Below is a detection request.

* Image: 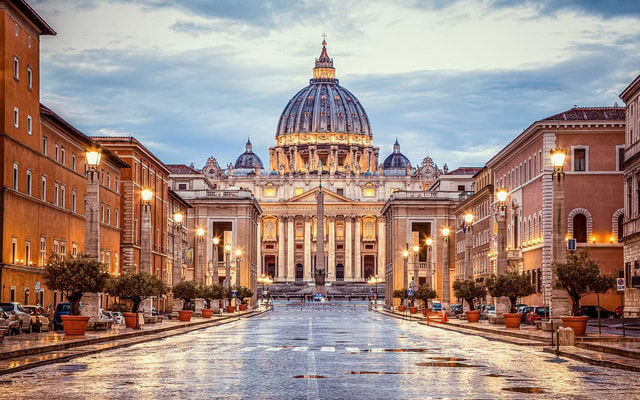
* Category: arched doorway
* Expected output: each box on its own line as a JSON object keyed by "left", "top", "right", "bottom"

{"left": 363, "top": 255, "right": 375, "bottom": 279}
{"left": 296, "top": 264, "right": 304, "bottom": 281}
{"left": 336, "top": 264, "right": 344, "bottom": 281}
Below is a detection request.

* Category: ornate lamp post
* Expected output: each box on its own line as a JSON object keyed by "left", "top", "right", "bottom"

{"left": 212, "top": 237, "right": 220, "bottom": 285}
{"left": 84, "top": 149, "right": 101, "bottom": 320}
{"left": 225, "top": 244, "right": 232, "bottom": 290}
{"left": 196, "top": 227, "right": 205, "bottom": 284}
{"left": 464, "top": 212, "right": 474, "bottom": 281}
{"left": 140, "top": 188, "right": 153, "bottom": 315}
{"left": 494, "top": 187, "right": 510, "bottom": 320}
{"left": 235, "top": 249, "right": 242, "bottom": 287}
{"left": 171, "top": 211, "right": 184, "bottom": 313}
{"left": 550, "top": 147, "right": 570, "bottom": 319}
{"left": 425, "top": 237, "right": 434, "bottom": 289}
{"left": 412, "top": 244, "right": 419, "bottom": 292}
{"left": 441, "top": 226, "right": 450, "bottom": 309}
{"left": 402, "top": 245, "right": 409, "bottom": 306}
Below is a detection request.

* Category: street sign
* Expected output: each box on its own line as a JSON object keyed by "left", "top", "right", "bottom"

{"left": 407, "top": 289, "right": 413, "bottom": 296}
{"left": 617, "top": 278, "right": 626, "bottom": 291}
{"left": 24, "top": 288, "right": 30, "bottom": 296}
{"left": 35, "top": 281, "right": 40, "bottom": 291}
{"left": 232, "top": 290, "right": 237, "bottom": 298}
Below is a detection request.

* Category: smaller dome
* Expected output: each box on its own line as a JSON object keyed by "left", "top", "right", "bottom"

{"left": 382, "top": 139, "right": 410, "bottom": 169}
{"left": 234, "top": 138, "right": 264, "bottom": 170}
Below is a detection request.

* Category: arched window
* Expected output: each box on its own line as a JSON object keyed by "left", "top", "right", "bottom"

{"left": 574, "top": 214, "right": 588, "bottom": 242}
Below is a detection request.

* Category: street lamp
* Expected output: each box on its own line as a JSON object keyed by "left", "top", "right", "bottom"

{"left": 402, "top": 244, "right": 409, "bottom": 306}
{"left": 550, "top": 147, "right": 570, "bottom": 320}
{"left": 225, "top": 244, "right": 232, "bottom": 290}
{"left": 235, "top": 249, "right": 242, "bottom": 287}
{"left": 441, "top": 226, "right": 450, "bottom": 309}
{"left": 139, "top": 188, "right": 153, "bottom": 314}
{"left": 172, "top": 211, "right": 184, "bottom": 311}
{"left": 464, "top": 212, "right": 474, "bottom": 281}
{"left": 84, "top": 149, "right": 101, "bottom": 320}
{"left": 196, "top": 228, "right": 205, "bottom": 284}
{"left": 368, "top": 275, "right": 379, "bottom": 306}
{"left": 425, "top": 237, "right": 434, "bottom": 289}
{"left": 212, "top": 237, "right": 220, "bottom": 285}
{"left": 496, "top": 188, "right": 508, "bottom": 275}
{"left": 412, "top": 244, "right": 419, "bottom": 291}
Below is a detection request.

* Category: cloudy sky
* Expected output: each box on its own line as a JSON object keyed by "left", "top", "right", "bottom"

{"left": 31, "top": 0, "right": 640, "bottom": 171}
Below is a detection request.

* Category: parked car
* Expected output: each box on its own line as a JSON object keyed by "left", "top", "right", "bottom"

{"left": 53, "top": 302, "right": 72, "bottom": 331}
{"left": 450, "top": 304, "right": 463, "bottom": 315}
{"left": 524, "top": 306, "right": 549, "bottom": 325}
{"left": 518, "top": 306, "right": 533, "bottom": 323}
{"left": 481, "top": 305, "right": 495, "bottom": 319}
{"left": 112, "top": 311, "right": 125, "bottom": 324}
{"left": 0, "top": 302, "right": 32, "bottom": 334}
{"left": 578, "top": 305, "right": 616, "bottom": 319}
{"left": 615, "top": 305, "right": 624, "bottom": 318}
{"left": 23, "top": 305, "right": 50, "bottom": 332}
{"left": 485, "top": 306, "right": 497, "bottom": 320}
{"left": 0, "top": 309, "right": 19, "bottom": 339}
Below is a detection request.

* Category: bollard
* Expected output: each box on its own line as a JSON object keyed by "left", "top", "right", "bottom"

{"left": 550, "top": 320, "right": 554, "bottom": 346}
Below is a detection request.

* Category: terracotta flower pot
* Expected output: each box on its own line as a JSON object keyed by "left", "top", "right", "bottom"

{"left": 422, "top": 308, "right": 429, "bottom": 316}
{"left": 562, "top": 316, "right": 589, "bottom": 336}
{"left": 398, "top": 305, "right": 406, "bottom": 312}
{"left": 201, "top": 308, "right": 213, "bottom": 318}
{"left": 504, "top": 313, "right": 522, "bottom": 328}
{"left": 239, "top": 304, "right": 247, "bottom": 311}
{"left": 227, "top": 305, "right": 237, "bottom": 313}
{"left": 123, "top": 312, "right": 141, "bottom": 329}
{"left": 409, "top": 306, "right": 418, "bottom": 314}
{"left": 178, "top": 310, "right": 193, "bottom": 322}
{"left": 465, "top": 310, "right": 481, "bottom": 322}
{"left": 61, "top": 315, "right": 90, "bottom": 335}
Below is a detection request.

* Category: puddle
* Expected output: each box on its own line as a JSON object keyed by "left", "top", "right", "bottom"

{"left": 415, "top": 362, "right": 478, "bottom": 368}
{"left": 486, "top": 373, "right": 513, "bottom": 378}
{"left": 288, "top": 338, "right": 307, "bottom": 341}
{"left": 347, "top": 371, "right": 412, "bottom": 375}
{"left": 427, "top": 357, "right": 467, "bottom": 362}
{"left": 292, "top": 375, "right": 330, "bottom": 379}
{"left": 334, "top": 340, "right": 350, "bottom": 343}
{"left": 503, "top": 387, "right": 545, "bottom": 394}
{"left": 57, "top": 364, "right": 88, "bottom": 373}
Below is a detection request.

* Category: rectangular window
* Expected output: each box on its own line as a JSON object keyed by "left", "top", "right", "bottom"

{"left": 27, "top": 66, "right": 32, "bottom": 89}
{"left": 14, "top": 107, "right": 19, "bottom": 128}
{"left": 107, "top": 173, "right": 111, "bottom": 188}
{"left": 55, "top": 144, "right": 59, "bottom": 162}
{"left": 54, "top": 182, "right": 59, "bottom": 206}
{"left": 40, "top": 237, "right": 46, "bottom": 266}
{"left": 106, "top": 251, "right": 111, "bottom": 270}
{"left": 13, "top": 163, "right": 18, "bottom": 190}
{"left": 72, "top": 243, "right": 78, "bottom": 257}
{"left": 61, "top": 185, "right": 66, "bottom": 209}
{"left": 72, "top": 154, "right": 76, "bottom": 171}
{"left": 11, "top": 237, "right": 17, "bottom": 264}
{"left": 26, "top": 170, "right": 32, "bottom": 196}
{"left": 107, "top": 205, "right": 111, "bottom": 224}
{"left": 115, "top": 208, "right": 119, "bottom": 227}
{"left": 43, "top": 136, "right": 47, "bottom": 155}
{"left": 72, "top": 190, "right": 77, "bottom": 212}
{"left": 101, "top": 202, "right": 105, "bottom": 222}
{"left": 523, "top": 161, "right": 527, "bottom": 182}
{"left": 27, "top": 115, "right": 32, "bottom": 135}
{"left": 61, "top": 147, "right": 66, "bottom": 166}
{"left": 41, "top": 176, "right": 46, "bottom": 201}
{"left": 618, "top": 146, "right": 625, "bottom": 172}
{"left": 574, "top": 148, "right": 586, "bottom": 171}
{"left": 60, "top": 242, "right": 66, "bottom": 259}
{"left": 115, "top": 178, "right": 119, "bottom": 193}
{"left": 13, "top": 56, "right": 19, "bottom": 79}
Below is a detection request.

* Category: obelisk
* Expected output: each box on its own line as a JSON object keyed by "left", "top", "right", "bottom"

{"left": 315, "top": 169, "right": 326, "bottom": 295}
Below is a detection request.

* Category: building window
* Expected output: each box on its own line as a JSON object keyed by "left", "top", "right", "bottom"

{"left": 263, "top": 183, "right": 276, "bottom": 197}
{"left": 72, "top": 243, "right": 78, "bottom": 257}
{"left": 61, "top": 147, "right": 66, "bottom": 166}
{"left": 60, "top": 242, "right": 66, "bottom": 259}
{"left": 107, "top": 173, "right": 111, "bottom": 188}
{"left": 363, "top": 182, "right": 375, "bottom": 197}
{"left": 54, "top": 182, "right": 59, "bottom": 206}
{"left": 27, "top": 66, "right": 32, "bottom": 89}
{"left": 72, "top": 154, "right": 76, "bottom": 171}
{"left": 294, "top": 187, "right": 303, "bottom": 196}
{"left": 61, "top": 185, "right": 66, "bottom": 209}
{"left": 72, "top": 190, "right": 77, "bottom": 213}
{"left": 618, "top": 146, "right": 625, "bottom": 172}
{"left": 115, "top": 178, "right": 119, "bottom": 193}
{"left": 337, "top": 188, "right": 344, "bottom": 196}
{"left": 107, "top": 205, "right": 111, "bottom": 224}
{"left": 53, "top": 240, "right": 59, "bottom": 256}
{"left": 101, "top": 202, "right": 105, "bottom": 222}
{"left": 28, "top": 36, "right": 31, "bottom": 47}
{"left": 26, "top": 170, "right": 32, "bottom": 196}
{"left": 42, "top": 136, "right": 47, "bottom": 155}
{"left": 13, "top": 163, "right": 18, "bottom": 190}
{"left": 14, "top": 108, "right": 19, "bottom": 128}
{"left": 13, "top": 56, "right": 19, "bottom": 79}
{"left": 40, "top": 237, "right": 46, "bottom": 266}
{"left": 101, "top": 171, "right": 104, "bottom": 185}
{"left": 573, "top": 148, "right": 587, "bottom": 172}
{"left": 106, "top": 251, "right": 111, "bottom": 271}
{"left": 573, "top": 214, "right": 588, "bottom": 242}
{"left": 15, "top": 23, "right": 18, "bottom": 35}
{"left": 115, "top": 208, "right": 119, "bottom": 227}
{"left": 27, "top": 115, "right": 32, "bottom": 135}
{"left": 55, "top": 144, "right": 59, "bottom": 162}
{"left": 25, "top": 241, "right": 31, "bottom": 267}
{"left": 11, "top": 237, "right": 17, "bottom": 264}
{"left": 41, "top": 176, "right": 46, "bottom": 201}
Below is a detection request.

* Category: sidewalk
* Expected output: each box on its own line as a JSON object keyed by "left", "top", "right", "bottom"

{"left": 0, "top": 309, "right": 265, "bottom": 376}
{"left": 376, "top": 307, "right": 640, "bottom": 372}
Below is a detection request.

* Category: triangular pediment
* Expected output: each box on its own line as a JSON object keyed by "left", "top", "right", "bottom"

{"left": 288, "top": 187, "right": 351, "bottom": 203}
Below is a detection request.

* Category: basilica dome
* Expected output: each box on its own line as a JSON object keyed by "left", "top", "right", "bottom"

{"left": 234, "top": 139, "right": 263, "bottom": 170}
{"left": 276, "top": 40, "right": 372, "bottom": 137}
{"left": 382, "top": 139, "right": 411, "bottom": 170}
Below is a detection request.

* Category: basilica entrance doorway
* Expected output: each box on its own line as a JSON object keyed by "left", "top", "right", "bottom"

{"left": 336, "top": 264, "right": 344, "bottom": 281}
{"left": 296, "top": 264, "right": 304, "bottom": 281}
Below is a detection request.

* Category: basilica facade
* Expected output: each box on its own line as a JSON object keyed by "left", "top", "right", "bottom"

{"left": 169, "top": 41, "right": 446, "bottom": 290}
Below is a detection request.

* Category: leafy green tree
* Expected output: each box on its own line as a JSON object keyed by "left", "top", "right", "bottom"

{"left": 226, "top": 285, "right": 254, "bottom": 305}
{"left": 392, "top": 289, "right": 407, "bottom": 304}
{"left": 485, "top": 271, "right": 535, "bottom": 313}
{"left": 200, "top": 283, "right": 225, "bottom": 309}
{"left": 106, "top": 272, "right": 168, "bottom": 313}
{"left": 553, "top": 249, "right": 616, "bottom": 316}
{"left": 452, "top": 278, "right": 486, "bottom": 311}
{"left": 172, "top": 280, "right": 199, "bottom": 310}
{"left": 44, "top": 254, "right": 110, "bottom": 316}
{"left": 414, "top": 284, "right": 437, "bottom": 308}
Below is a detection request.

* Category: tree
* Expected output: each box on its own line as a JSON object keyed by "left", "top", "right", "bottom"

{"left": 553, "top": 249, "right": 616, "bottom": 316}
{"left": 452, "top": 278, "right": 486, "bottom": 311}
{"left": 414, "top": 284, "right": 437, "bottom": 308}
{"left": 106, "top": 272, "right": 168, "bottom": 313}
{"left": 392, "top": 289, "right": 407, "bottom": 304}
{"left": 485, "top": 271, "right": 535, "bottom": 313}
{"left": 43, "top": 254, "right": 110, "bottom": 316}
{"left": 226, "top": 285, "right": 254, "bottom": 305}
{"left": 200, "top": 283, "right": 225, "bottom": 309}
{"left": 172, "top": 280, "right": 199, "bottom": 310}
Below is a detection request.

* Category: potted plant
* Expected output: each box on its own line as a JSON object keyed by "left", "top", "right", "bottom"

{"left": 172, "top": 280, "right": 198, "bottom": 321}
{"left": 234, "top": 285, "right": 254, "bottom": 311}
{"left": 414, "top": 284, "right": 437, "bottom": 316}
{"left": 199, "top": 284, "right": 224, "bottom": 318}
{"left": 553, "top": 249, "right": 615, "bottom": 336}
{"left": 105, "top": 272, "right": 167, "bottom": 328}
{"left": 452, "top": 278, "right": 486, "bottom": 322}
{"left": 392, "top": 289, "right": 407, "bottom": 312}
{"left": 485, "top": 271, "right": 534, "bottom": 328}
{"left": 43, "top": 254, "right": 110, "bottom": 335}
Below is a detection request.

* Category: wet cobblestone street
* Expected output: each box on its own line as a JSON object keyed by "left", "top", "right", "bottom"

{"left": 1, "top": 302, "right": 639, "bottom": 399}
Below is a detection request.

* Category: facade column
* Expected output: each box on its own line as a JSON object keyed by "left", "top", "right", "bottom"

{"left": 442, "top": 230, "right": 450, "bottom": 309}
{"left": 256, "top": 220, "right": 262, "bottom": 276}
{"left": 304, "top": 217, "right": 312, "bottom": 281}
{"left": 278, "top": 217, "right": 285, "bottom": 279}
{"left": 345, "top": 216, "right": 353, "bottom": 281}
{"left": 328, "top": 217, "right": 336, "bottom": 281}
{"left": 287, "top": 216, "right": 295, "bottom": 279}
{"left": 354, "top": 217, "right": 361, "bottom": 279}
{"left": 377, "top": 218, "right": 385, "bottom": 277}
